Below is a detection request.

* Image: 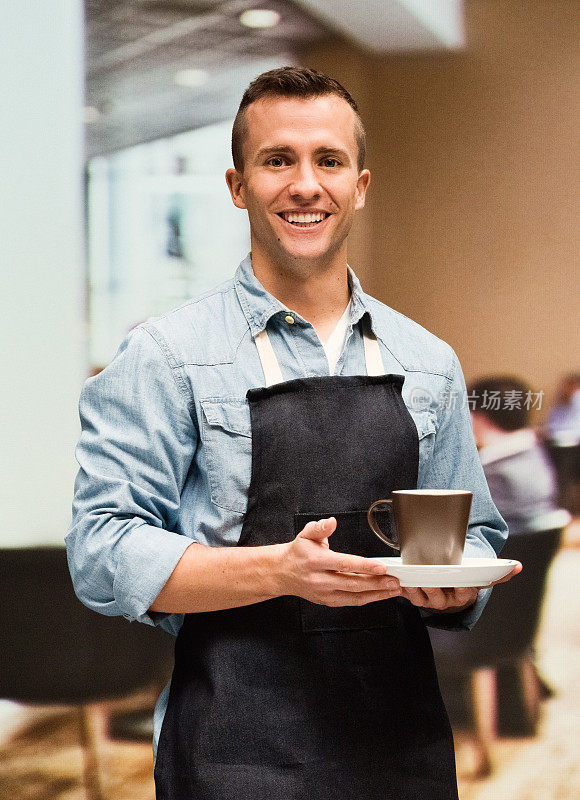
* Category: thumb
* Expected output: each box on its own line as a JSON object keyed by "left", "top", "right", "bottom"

{"left": 491, "top": 561, "right": 523, "bottom": 585}
{"left": 298, "top": 517, "right": 337, "bottom": 542}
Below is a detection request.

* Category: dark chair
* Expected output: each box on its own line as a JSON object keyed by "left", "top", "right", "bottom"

{"left": 544, "top": 440, "right": 580, "bottom": 514}
{"left": 429, "top": 527, "right": 564, "bottom": 776}
{"left": 0, "top": 547, "right": 175, "bottom": 800}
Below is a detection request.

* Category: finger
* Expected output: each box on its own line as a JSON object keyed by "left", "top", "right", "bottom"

{"left": 491, "top": 562, "right": 523, "bottom": 585}
{"left": 320, "top": 549, "right": 390, "bottom": 576}
{"left": 329, "top": 573, "right": 400, "bottom": 593}
{"left": 442, "top": 587, "right": 479, "bottom": 608}
{"left": 326, "top": 587, "right": 402, "bottom": 607}
{"left": 400, "top": 586, "right": 430, "bottom": 606}
{"left": 418, "top": 587, "right": 449, "bottom": 610}
{"left": 298, "top": 517, "right": 337, "bottom": 542}
{"left": 477, "top": 562, "right": 523, "bottom": 589}
{"left": 455, "top": 587, "right": 479, "bottom": 605}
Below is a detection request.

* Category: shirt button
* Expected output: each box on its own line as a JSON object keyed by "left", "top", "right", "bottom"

{"left": 285, "top": 315, "right": 295, "bottom": 324}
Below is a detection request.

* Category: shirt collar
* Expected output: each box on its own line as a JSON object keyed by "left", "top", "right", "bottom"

{"left": 234, "top": 252, "right": 372, "bottom": 337}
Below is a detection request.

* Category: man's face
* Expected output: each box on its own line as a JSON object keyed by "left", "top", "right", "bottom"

{"left": 226, "top": 94, "right": 370, "bottom": 273}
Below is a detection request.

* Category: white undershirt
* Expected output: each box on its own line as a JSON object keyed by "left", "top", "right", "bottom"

{"left": 321, "top": 299, "right": 352, "bottom": 374}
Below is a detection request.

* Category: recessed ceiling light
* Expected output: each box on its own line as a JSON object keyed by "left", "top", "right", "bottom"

{"left": 239, "top": 9, "right": 281, "bottom": 29}
{"left": 83, "top": 106, "right": 102, "bottom": 123}
{"left": 174, "top": 69, "right": 210, "bottom": 88}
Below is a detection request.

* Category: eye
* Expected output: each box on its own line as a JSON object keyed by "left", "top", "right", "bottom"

{"left": 320, "top": 157, "right": 341, "bottom": 168}
{"left": 266, "top": 156, "right": 287, "bottom": 167}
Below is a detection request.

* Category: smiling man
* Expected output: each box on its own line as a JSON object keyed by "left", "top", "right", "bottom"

{"left": 67, "top": 68, "right": 515, "bottom": 800}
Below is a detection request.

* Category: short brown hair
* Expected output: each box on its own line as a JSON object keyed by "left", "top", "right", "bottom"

{"left": 231, "top": 66, "right": 366, "bottom": 172}
{"left": 468, "top": 376, "right": 531, "bottom": 431}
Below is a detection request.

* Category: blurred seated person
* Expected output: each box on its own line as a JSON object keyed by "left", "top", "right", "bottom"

{"left": 546, "top": 373, "right": 580, "bottom": 445}
{"left": 469, "top": 376, "right": 571, "bottom": 535}
{"left": 544, "top": 373, "right": 580, "bottom": 514}
{"left": 468, "top": 376, "right": 570, "bottom": 722}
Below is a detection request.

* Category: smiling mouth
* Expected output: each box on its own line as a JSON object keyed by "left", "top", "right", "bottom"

{"left": 278, "top": 211, "right": 330, "bottom": 227}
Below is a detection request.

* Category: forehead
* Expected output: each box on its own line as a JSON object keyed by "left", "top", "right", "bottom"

{"left": 242, "top": 94, "right": 358, "bottom": 160}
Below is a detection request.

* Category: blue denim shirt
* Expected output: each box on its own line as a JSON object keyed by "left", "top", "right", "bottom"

{"left": 67, "top": 254, "right": 507, "bottom": 753}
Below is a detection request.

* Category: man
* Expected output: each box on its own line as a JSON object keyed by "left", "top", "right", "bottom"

{"left": 67, "top": 67, "right": 517, "bottom": 800}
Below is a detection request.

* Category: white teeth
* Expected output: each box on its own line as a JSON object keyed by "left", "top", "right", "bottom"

{"left": 283, "top": 212, "right": 326, "bottom": 224}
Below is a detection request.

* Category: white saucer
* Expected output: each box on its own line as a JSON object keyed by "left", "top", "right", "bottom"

{"left": 377, "top": 557, "right": 519, "bottom": 588}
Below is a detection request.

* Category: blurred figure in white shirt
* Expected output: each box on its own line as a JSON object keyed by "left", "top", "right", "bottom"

{"left": 469, "top": 376, "right": 571, "bottom": 535}
{"left": 544, "top": 373, "right": 580, "bottom": 515}
{"left": 546, "top": 373, "right": 580, "bottom": 445}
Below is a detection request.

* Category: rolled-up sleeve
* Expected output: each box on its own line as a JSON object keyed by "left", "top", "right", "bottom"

{"left": 66, "top": 325, "right": 196, "bottom": 626}
{"left": 419, "top": 351, "right": 508, "bottom": 631}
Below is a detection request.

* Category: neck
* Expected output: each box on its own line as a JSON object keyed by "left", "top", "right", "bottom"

{"left": 479, "top": 429, "right": 505, "bottom": 448}
{"left": 479, "top": 427, "right": 525, "bottom": 449}
{"left": 251, "top": 248, "right": 351, "bottom": 342}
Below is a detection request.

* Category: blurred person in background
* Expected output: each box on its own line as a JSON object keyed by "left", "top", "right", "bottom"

{"left": 469, "top": 376, "right": 570, "bottom": 535}
{"left": 546, "top": 373, "right": 580, "bottom": 445}
{"left": 469, "top": 376, "right": 571, "bottom": 714}
{"left": 544, "top": 373, "right": 580, "bottom": 514}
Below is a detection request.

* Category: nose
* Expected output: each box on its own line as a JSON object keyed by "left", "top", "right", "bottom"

{"left": 288, "top": 161, "right": 321, "bottom": 201}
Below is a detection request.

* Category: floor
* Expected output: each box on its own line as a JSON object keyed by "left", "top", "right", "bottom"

{"left": 1, "top": 530, "right": 578, "bottom": 800}
{"left": 454, "top": 537, "right": 580, "bottom": 800}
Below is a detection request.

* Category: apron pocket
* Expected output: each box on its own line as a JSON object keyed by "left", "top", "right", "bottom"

{"left": 294, "top": 511, "right": 397, "bottom": 633}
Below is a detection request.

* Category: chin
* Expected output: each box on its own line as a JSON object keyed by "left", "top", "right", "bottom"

{"left": 281, "top": 248, "right": 332, "bottom": 269}
{"left": 279, "top": 237, "right": 335, "bottom": 262}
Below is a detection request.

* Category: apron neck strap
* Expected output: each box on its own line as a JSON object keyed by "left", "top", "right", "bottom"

{"left": 254, "top": 327, "right": 285, "bottom": 387}
{"left": 254, "top": 314, "right": 385, "bottom": 387}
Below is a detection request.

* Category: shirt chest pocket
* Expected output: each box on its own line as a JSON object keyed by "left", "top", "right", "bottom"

{"left": 200, "top": 399, "right": 252, "bottom": 515}
{"left": 407, "top": 408, "right": 438, "bottom": 476}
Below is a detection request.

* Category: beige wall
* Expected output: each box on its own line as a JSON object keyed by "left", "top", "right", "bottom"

{"left": 305, "top": 0, "right": 577, "bottom": 417}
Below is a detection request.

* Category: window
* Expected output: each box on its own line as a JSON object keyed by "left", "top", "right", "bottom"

{"left": 87, "top": 120, "right": 249, "bottom": 367}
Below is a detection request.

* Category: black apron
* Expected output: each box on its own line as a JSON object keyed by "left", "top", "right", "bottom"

{"left": 154, "top": 320, "right": 458, "bottom": 800}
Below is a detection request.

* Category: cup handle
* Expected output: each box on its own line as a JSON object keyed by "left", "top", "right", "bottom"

{"left": 367, "top": 499, "right": 399, "bottom": 550}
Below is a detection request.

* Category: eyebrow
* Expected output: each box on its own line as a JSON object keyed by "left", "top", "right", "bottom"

{"left": 255, "top": 145, "right": 352, "bottom": 163}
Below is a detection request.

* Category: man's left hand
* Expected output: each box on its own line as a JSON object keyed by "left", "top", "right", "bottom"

{"left": 394, "top": 562, "right": 523, "bottom": 613}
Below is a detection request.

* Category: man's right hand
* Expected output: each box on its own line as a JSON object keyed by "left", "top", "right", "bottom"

{"left": 150, "top": 517, "right": 401, "bottom": 615}
{"left": 278, "top": 517, "right": 402, "bottom": 607}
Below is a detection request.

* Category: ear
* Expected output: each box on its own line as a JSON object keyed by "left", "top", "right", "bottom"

{"left": 225, "top": 168, "right": 247, "bottom": 209}
{"left": 354, "top": 169, "right": 371, "bottom": 210}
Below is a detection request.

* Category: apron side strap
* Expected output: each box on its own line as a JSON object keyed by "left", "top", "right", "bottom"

{"left": 254, "top": 328, "right": 284, "bottom": 387}
{"left": 362, "top": 321, "right": 385, "bottom": 376}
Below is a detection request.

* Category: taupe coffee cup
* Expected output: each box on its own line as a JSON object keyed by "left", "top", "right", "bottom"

{"left": 367, "top": 489, "right": 472, "bottom": 565}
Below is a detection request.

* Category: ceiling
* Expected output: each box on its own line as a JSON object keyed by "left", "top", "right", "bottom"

{"left": 84, "top": 0, "right": 465, "bottom": 159}
{"left": 296, "top": 0, "right": 465, "bottom": 53}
